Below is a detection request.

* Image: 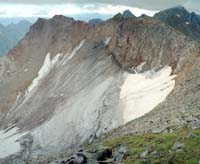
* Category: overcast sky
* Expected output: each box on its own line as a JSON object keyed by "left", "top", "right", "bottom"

{"left": 0, "top": 0, "right": 199, "bottom": 18}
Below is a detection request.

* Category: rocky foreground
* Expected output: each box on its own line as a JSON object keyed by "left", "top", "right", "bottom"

{"left": 2, "top": 127, "right": 199, "bottom": 164}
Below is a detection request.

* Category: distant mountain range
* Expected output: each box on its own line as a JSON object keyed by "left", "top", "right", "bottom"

{"left": 87, "top": 10, "right": 136, "bottom": 25}
{"left": 0, "top": 20, "right": 32, "bottom": 58}
{"left": 88, "top": 18, "right": 103, "bottom": 25}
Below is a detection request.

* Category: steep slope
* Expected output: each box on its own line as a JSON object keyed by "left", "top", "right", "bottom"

{"left": 0, "top": 13, "right": 200, "bottom": 161}
{"left": 0, "top": 20, "right": 31, "bottom": 57}
{"left": 154, "top": 6, "right": 200, "bottom": 41}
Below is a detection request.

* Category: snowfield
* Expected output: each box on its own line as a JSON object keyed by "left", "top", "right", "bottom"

{"left": 0, "top": 61, "right": 176, "bottom": 158}
{"left": 0, "top": 127, "right": 27, "bottom": 158}
{"left": 121, "top": 66, "right": 176, "bottom": 123}
{"left": 27, "top": 53, "right": 61, "bottom": 94}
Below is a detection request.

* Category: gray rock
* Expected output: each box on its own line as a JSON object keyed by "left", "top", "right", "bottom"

{"left": 114, "top": 146, "right": 128, "bottom": 163}
{"left": 49, "top": 162, "right": 58, "bottom": 164}
{"left": 176, "top": 149, "right": 184, "bottom": 153}
{"left": 163, "top": 127, "right": 173, "bottom": 134}
{"left": 77, "top": 151, "right": 93, "bottom": 159}
{"left": 140, "top": 150, "right": 149, "bottom": 158}
{"left": 87, "top": 159, "right": 98, "bottom": 164}
{"left": 172, "top": 142, "right": 185, "bottom": 152}
{"left": 56, "top": 158, "right": 71, "bottom": 164}
{"left": 73, "top": 155, "right": 85, "bottom": 164}
{"left": 190, "top": 120, "right": 200, "bottom": 129}
{"left": 118, "top": 146, "right": 128, "bottom": 154}
{"left": 92, "top": 146, "right": 112, "bottom": 161}
{"left": 188, "top": 132, "right": 197, "bottom": 138}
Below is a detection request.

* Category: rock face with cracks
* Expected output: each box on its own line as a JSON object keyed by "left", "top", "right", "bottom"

{"left": 0, "top": 11, "right": 200, "bottom": 161}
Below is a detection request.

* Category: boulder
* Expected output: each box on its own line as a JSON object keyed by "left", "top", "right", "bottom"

{"left": 172, "top": 142, "right": 185, "bottom": 153}
{"left": 113, "top": 146, "right": 128, "bottom": 162}
{"left": 92, "top": 146, "right": 112, "bottom": 161}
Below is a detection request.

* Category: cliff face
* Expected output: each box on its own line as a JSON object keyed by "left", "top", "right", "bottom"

{"left": 0, "top": 11, "right": 200, "bottom": 160}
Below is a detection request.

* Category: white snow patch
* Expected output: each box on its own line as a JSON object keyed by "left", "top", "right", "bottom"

{"left": 186, "top": 21, "right": 190, "bottom": 25}
{"left": 0, "top": 127, "right": 27, "bottom": 158}
{"left": 176, "top": 14, "right": 181, "bottom": 18}
{"left": 62, "top": 40, "right": 85, "bottom": 65}
{"left": 120, "top": 66, "right": 176, "bottom": 123}
{"left": 26, "top": 53, "right": 61, "bottom": 94}
{"left": 104, "top": 36, "right": 111, "bottom": 46}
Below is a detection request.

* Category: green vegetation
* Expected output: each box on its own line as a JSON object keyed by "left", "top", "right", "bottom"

{"left": 102, "top": 128, "right": 200, "bottom": 164}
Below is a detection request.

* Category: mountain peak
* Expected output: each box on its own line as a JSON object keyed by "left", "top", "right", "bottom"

{"left": 154, "top": 6, "right": 200, "bottom": 41}
{"left": 140, "top": 14, "right": 150, "bottom": 19}
{"left": 122, "top": 10, "right": 136, "bottom": 18}
{"left": 172, "top": 5, "right": 187, "bottom": 10}
{"left": 157, "top": 5, "right": 189, "bottom": 16}
{"left": 112, "top": 10, "right": 136, "bottom": 20}
{"left": 52, "top": 14, "right": 74, "bottom": 21}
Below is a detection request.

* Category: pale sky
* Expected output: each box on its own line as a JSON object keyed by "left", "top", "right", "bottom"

{"left": 0, "top": 0, "right": 199, "bottom": 18}
{"left": 0, "top": 4, "right": 157, "bottom": 18}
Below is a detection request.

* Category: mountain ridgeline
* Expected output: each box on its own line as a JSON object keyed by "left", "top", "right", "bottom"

{"left": 0, "top": 6, "right": 200, "bottom": 164}
{"left": 154, "top": 6, "right": 200, "bottom": 41}
{"left": 0, "top": 20, "right": 32, "bottom": 57}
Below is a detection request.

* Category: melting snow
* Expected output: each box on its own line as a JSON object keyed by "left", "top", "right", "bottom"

{"left": 0, "top": 127, "right": 27, "bottom": 158}
{"left": 104, "top": 37, "right": 111, "bottom": 46}
{"left": 62, "top": 40, "right": 85, "bottom": 65}
{"left": 26, "top": 53, "right": 61, "bottom": 94}
{"left": 120, "top": 66, "right": 176, "bottom": 123}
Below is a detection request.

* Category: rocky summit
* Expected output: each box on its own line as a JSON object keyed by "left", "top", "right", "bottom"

{"left": 154, "top": 6, "right": 200, "bottom": 41}
{"left": 0, "top": 6, "right": 200, "bottom": 164}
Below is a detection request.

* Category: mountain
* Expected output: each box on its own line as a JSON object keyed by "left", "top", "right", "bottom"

{"left": 112, "top": 10, "right": 136, "bottom": 20}
{"left": 154, "top": 6, "right": 200, "bottom": 41}
{"left": 122, "top": 9, "right": 136, "bottom": 18}
{"left": 0, "top": 20, "right": 32, "bottom": 57}
{"left": 0, "top": 17, "right": 36, "bottom": 26}
{"left": 88, "top": 18, "right": 103, "bottom": 24}
{"left": 0, "top": 8, "right": 200, "bottom": 163}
